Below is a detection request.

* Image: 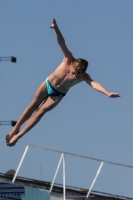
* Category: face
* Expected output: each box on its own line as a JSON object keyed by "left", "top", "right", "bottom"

{"left": 70, "top": 63, "right": 84, "bottom": 77}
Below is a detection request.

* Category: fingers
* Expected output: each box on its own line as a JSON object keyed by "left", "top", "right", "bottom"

{"left": 113, "top": 93, "right": 121, "bottom": 97}
{"left": 108, "top": 93, "right": 121, "bottom": 98}
{"left": 52, "top": 18, "right": 56, "bottom": 22}
{"left": 50, "top": 18, "right": 57, "bottom": 29}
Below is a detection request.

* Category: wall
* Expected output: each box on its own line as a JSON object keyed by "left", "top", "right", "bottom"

{"left": 0, "top": 182, "right": 50, "bottom": 200}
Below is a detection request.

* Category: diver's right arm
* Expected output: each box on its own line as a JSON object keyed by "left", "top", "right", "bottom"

{"left": 50, "top": 18, "right": 73, "bottom": 59}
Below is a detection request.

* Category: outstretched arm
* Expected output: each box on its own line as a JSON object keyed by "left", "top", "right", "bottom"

{"left": 84, "top": 73, "right": 120, "bottom": 98}
{"left": 50, "top": 18, "right": 73, "bottom": 59}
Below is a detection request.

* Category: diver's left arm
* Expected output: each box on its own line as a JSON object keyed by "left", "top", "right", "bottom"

{"left": 83, "top": 73, "right": 121, "bottom": 98}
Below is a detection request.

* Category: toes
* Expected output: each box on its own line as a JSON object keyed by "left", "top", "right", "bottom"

{"left": 6, "top": 135, "right": 9, "bottom": 142}
{"left": 6, "top": 134, "right": 9, "bottom": 139}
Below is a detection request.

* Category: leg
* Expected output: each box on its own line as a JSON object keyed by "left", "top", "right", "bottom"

{"left": 7, "top": 96, "right": 63, "bottom": 146}
{"left": 6, "top": 81, "right": 48, "bottom": 143}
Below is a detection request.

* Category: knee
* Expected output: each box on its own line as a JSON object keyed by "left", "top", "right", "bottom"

{"left": 35, "top": 111, "right": 44, "bottom": 122}
{"left": 36, "top": 107, "right": 49, "bottom": 119}
{"left": 28, "top": 100, "right": 40, "bottom": 111}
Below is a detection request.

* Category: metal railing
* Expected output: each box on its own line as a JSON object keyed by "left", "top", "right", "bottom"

{"left": 0, "top": 137, "right": 133, "bottom": 200}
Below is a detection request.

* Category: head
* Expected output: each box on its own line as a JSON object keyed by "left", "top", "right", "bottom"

{"left": 72, "top": 58, "right": 89, "bottom": 76}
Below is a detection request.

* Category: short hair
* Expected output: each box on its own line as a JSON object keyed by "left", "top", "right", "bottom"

{"left": 73, "top": 58, "right": 89, "bottom": 75}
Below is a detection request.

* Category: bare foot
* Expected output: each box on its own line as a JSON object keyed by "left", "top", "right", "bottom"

{"left": 7, "top": 135, "right": 19, "bottom": 147}
{"left": 6, "top": 129, "right": 19, "bottom": 144}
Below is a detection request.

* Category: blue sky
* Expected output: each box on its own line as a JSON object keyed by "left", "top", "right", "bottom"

{"left": 0, "top": 0, "right": 133, "bottom": 197}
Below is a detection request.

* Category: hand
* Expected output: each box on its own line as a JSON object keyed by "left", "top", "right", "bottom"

{"left": 50, "top": 18, "right": 57, "bottom": 29}
{"left": 108, "top": 92, "right": 121, "bottom": 98}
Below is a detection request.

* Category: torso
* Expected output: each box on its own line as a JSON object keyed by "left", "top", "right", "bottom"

{"left": 48, "top": 57, "right": 84, "bottom": 93}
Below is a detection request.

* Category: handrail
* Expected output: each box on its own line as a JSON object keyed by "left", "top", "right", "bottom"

{"left": 1, "top": 137, "right": 133, "bottom": 199}
{"left": 0, "top": 137, "right": 133, "bottom": 169}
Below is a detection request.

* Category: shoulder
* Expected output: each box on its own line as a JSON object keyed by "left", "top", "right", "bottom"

{"left": 82, "top": 73, "right": 93, "bottom": 85}
{"left": 63, "top": 54, "right": 76, "bottom": 64}
{"left": 83, "top": 72, "right": 91, "bottom": 80}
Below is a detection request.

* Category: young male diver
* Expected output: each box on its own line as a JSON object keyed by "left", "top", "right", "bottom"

{"left": 6, "top": 18, "right": 120, "bottom": 146}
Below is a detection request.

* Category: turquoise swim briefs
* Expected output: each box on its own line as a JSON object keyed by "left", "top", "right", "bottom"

{"left": 46, "top": 78, "right": 66, "bottom": 97}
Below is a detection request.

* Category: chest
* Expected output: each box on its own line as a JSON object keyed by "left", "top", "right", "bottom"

{"left": 64, "top": 73, "right": 83, "bottom": 86}
{"left": 55, "top": 65, "right": 83, "bottom": 85}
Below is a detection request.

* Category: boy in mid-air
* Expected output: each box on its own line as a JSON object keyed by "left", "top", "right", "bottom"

{"left": 6, "top": 18, "right": 120, "bottom": 146}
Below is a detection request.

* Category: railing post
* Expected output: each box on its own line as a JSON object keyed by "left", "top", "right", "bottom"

{"left": 63, "top": 153, "right": 66, "bottom": 200}
{"left": 12, "top": 145, "right": 29, "bottom": 183}
{"left": 86, "top": 161, "right": 104, "bottom": 198}
{"left": 50, "top": 153, "right": 64, "bottom": 193}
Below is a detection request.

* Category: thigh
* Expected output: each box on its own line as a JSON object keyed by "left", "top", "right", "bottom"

{"left": 38, "top": 96, "right": 63, "bottom": 114}
{"left": 33, "top": 81, "right": 48, "bottom": 105}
